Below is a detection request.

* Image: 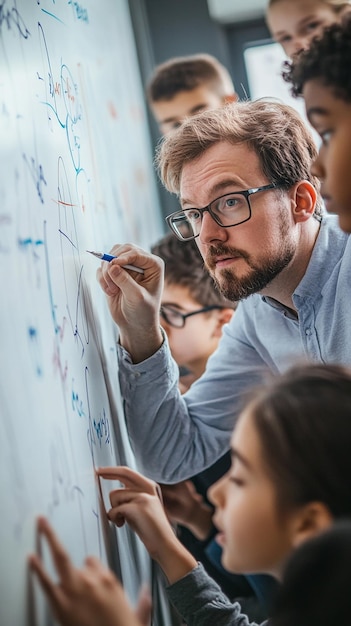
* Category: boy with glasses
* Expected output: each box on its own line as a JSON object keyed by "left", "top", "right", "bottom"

{"left": 151, "top": 233, "right": 235, "bottom": 392}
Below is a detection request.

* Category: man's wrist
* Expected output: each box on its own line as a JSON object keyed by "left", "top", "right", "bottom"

{"left": 119, "top": 326, "right": 164, "bottom": 363}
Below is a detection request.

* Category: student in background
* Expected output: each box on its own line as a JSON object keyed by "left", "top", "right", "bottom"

{"left": 266, "top": 0, "right": 351, "bottom": 58}
{"left": 282, "top": 15, "right": 351, "bottom": 233}
{"left": 270, "top": 521, "right": 351, "bottom": 626}
{"left": 29, "top": 362, "right": 351, "bottom": 626}
{"left": 146, "top": 53, "right": 238, "bottom": 135}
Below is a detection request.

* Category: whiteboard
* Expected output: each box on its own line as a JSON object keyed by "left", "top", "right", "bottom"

{"left": 244, "top": 40, "right": 320, "bottom": 146}
{"left": 0, "top": 1, "right": 168, "bottom": 624}
{"left": 244, "top": 40, "right": 307, "bottom": 113}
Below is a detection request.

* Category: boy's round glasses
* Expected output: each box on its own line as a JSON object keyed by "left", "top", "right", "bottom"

{"left": 160, "top": 304, "right": 223, "bottom": 328}
{"left": 165, "top": 183, "right": 279, "bottom": 241}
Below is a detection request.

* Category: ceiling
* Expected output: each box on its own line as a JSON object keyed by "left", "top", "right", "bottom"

{"left": 207, "top": 0, "right": 269, "bottom": 23}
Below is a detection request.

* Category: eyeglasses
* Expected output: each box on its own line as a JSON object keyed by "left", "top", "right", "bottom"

{"left": 165, "top": 183, "right": 279, "bottom": 241}
{"left": 160, "top": 304, "right": 223, "bottom": 328}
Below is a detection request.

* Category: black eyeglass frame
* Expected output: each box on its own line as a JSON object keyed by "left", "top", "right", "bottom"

{"left": 160, "top": 304, "right": 224, "bottom": 328}
{"left": 165, "top": 183, "right": 279, "bottom": 241}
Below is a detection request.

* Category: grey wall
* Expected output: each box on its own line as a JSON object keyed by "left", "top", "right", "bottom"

{"left": 142, "top": 0, "right": 232, "bottom": 67}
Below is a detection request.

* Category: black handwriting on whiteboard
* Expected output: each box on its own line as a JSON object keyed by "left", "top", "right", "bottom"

{"left": 0, "top": 0, "right": 30, "bottom": 39}
{"left": 22, "top": 153, "right": 47, "bottom": 204}
{"left": 37, "top": 23, "right": 83, "bottom": 173}
{"left": 56, "top": 156, "right": 89, "bottom": 354}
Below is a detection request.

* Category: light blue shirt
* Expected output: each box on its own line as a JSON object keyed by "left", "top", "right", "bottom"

{"left": 118, "top": 215, "right": 351, "bottom": 483}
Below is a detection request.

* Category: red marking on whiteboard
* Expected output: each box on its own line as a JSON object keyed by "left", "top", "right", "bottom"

{"left": 51, "top": 198, "right": 77, "bottom": 207}
{"left": 108, "top": 101, "right": 118, "bottom": 119}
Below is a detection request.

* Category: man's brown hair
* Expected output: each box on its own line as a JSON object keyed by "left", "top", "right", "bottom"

{"left": 156, "top": 99, "right": 322, "bottom": 216}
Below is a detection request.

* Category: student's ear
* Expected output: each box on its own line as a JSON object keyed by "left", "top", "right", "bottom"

{"left": 213, "top": 307, "right": 234, "bottom": 337}
{"left": 223, "top": 93, "right": 238, "bottom": 105}
{"left": 291, "top": 501, "right": 333, "bottom": 549}
{"left": 290, "top": 180, "right": 317, "bottom": 223}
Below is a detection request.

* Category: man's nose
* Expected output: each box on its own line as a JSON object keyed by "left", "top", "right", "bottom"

{"left": 198, "top": 210, "right": 227, "bottom": 244}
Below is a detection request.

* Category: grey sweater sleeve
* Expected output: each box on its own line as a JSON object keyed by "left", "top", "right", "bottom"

{"left": 166, "top": 563, "right": 265, "bottom": 626}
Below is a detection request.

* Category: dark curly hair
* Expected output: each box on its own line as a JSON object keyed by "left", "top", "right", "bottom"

{"left": 282, "top": 15, "right": 351, "bottom": 101}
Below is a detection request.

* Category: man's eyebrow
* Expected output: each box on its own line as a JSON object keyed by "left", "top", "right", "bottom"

{"left": 181, "top": 178, "right": 246, "bottom": 207}
{"left": 230, "top": 446, "right": 252, "bottom": 470}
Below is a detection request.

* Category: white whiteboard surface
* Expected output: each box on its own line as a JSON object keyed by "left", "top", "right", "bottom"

{"left": 244, "top": 40, "right": 320, "bottom": 147}
{"left": 244, "top": 40, "right": 306, "bottom": 114}
{"left": 0, "top": 1, "right": 167, "bottom": 624}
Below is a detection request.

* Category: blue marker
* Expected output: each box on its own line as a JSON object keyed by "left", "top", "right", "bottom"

{"left": 87, "top": 250, "right": 144, "bottom": 274}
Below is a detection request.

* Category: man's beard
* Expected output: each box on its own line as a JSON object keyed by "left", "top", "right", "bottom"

{"left": 205, "top": 242, "right": 295, "bottom": 302}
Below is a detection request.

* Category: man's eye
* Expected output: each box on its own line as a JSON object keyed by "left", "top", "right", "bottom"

{"left": 226, "top": 198, "right": 239, "bottom": 207}
{"left": 220, "top": 196, "right": 245, "bottom": 212}
{"left": 187, "top": 209, "right": 201, "bottom": 221}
